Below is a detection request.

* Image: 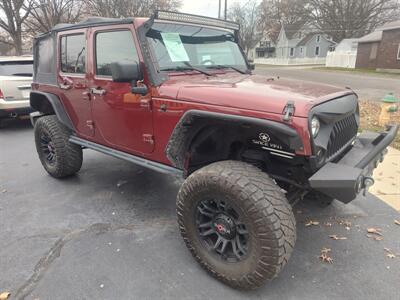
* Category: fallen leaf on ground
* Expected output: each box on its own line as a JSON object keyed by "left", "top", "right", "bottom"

{"left": 366, "top": 234, "right": 384, "bottom": 241}
{"left": 329, "top": 235, "right": 348, "bottom": 240}
{"left": 305, "top": 220, "right": 319, "bottom": 227}
{"left": 319, "top": 253, "right": 333, "bottom": 263}
{"left": 319, "top": 248, "right": 333, "bottom": 263}
{"left": 384, "top": 248, "right": 397, "bottom": 258}
{"left": 320, "top": 247, "right": 331, "bottom": 254}
{"left": 367, "top": 228, "right": 383, "bottom": 236}
{"left": 395, "top": 220, "right": 400, "bottom": 226}
{"left": 1, "top": 189, "right": 6, "bottom": 193}
{"left": 0, "top": 292, "right": 10, "bottom": 300}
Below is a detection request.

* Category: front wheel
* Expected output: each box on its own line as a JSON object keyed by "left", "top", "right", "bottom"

{"left": 176, "top": 160, "right": 296, "bottom": 289}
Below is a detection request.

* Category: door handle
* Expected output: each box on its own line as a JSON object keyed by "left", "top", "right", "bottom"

{"left": 59, "top": 83, "right": 72, "bottom": 90}
{"left": 90, "top": 87, "right": 106, "bottom": 96}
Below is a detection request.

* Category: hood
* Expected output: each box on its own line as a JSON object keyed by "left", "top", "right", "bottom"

{"left": 158, "top": 73, "right": 354, "bottom": 117}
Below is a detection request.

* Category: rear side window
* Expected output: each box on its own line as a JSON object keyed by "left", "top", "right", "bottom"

{"left": 37, "top": 37, "right": 54, "bottom": 74}
{"left": 60, "top": 34, "right": 86, "bottom": 74}
{"left": 95, "top": 30, "right": 138, "bottom": 76}
{"left": 0, "top": 61, "right": 33, "bottom": 76}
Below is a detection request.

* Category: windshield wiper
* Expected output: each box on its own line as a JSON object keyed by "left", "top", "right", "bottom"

{"left": 205, "top": 64, "right": 247, "bottom": 74}
{"left": 160, "top": 62, "right": 212, "bottom": 76}
{"left": 182, "top": 61, "right": 212, "bottom": 76}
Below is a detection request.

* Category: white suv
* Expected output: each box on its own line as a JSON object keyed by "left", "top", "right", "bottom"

{"left": 0, "top": 56, "right": 33, "bottom": 126}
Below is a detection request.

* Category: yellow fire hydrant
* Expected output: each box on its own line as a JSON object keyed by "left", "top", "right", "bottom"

{"left": 378, "top": 93, "right": 398, "bottom": 126}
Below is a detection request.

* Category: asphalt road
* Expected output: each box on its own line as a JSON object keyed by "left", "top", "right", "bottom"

{"left": 1, "top": 120, "right": 400, "bottom": 300}
{"left": 254, "top": 66, "right": 400, "bottom": 102}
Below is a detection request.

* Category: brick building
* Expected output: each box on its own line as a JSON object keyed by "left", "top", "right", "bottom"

{"left": 355, "top": 21, "right": 400, "bottom": 72}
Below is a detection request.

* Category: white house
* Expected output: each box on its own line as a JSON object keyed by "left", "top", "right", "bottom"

{"left": 326, "top": 38, "right": 358, "bottom": 68}
{"left": 256, "top": 23, "right": 336, "bottom": 65}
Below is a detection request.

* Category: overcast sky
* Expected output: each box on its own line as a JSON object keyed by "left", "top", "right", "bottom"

{"left": 181, "top": 0, "right": 261, "bottom": 18}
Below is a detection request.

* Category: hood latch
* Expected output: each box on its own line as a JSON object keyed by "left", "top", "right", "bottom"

{"left": 282, "top": 100, "right": 295, "bottom": 122}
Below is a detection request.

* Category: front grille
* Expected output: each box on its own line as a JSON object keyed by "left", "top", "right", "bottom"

{"left": 326, "top": 114, "right": 358, "bottom": 159}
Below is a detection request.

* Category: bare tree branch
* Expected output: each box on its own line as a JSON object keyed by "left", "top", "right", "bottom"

{"left": 0, "top": 0, "right": 34, "bottom": 54}
{"left": 228, "top": 0, "right": 263, "bottom": 55}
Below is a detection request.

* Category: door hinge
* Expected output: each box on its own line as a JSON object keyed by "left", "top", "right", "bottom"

{"left": 282, "top": 100, "right": 295, "bottom": 122}
{"left": 143, "top": 134, "right": 154, "bottom": 144}
{"left": 86, "top": 120, "right": 95, "bottom": 129}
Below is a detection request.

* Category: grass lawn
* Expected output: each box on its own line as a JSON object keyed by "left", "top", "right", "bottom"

{"left": 359, "top": 100, "right": 400, "bottom": 149}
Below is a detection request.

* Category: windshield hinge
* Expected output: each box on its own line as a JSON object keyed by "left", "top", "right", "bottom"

{"left": 282, "top": 100, "right": 295, "bottom": 122}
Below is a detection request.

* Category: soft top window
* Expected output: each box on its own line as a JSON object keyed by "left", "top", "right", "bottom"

{"left": 0, "top": 61, "right": 33, "bottom": 77}
{"left": 60, "top": 34, "right": 86, "bottom": 74}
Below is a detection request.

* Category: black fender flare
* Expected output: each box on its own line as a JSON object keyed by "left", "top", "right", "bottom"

{"left": 30, "top": 91, "right": 74, "bottom": 130}
{"left": 165, "top": 110, "right": 304, "bottom": 170}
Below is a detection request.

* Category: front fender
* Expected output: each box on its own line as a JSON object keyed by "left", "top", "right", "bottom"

{"left": 165, "top": 110, "right": 304, "bottom": 170}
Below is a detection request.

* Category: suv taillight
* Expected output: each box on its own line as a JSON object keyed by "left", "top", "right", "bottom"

{"left": 0, "top": 88, "right": 3, "bottom": 99}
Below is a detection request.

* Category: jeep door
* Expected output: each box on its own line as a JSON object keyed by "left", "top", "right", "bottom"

{"left": 57, "top": 29, "right": 93, "bottom": 137}
{"left": 88, "top": 26, "right": 154, "bottom": 154}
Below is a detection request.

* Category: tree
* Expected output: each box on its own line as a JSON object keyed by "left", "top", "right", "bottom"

{"left": 258, "top": 0, "right": 310, "bottom": 42}
{"left": 26, "top": 0, "right": 83, "bottom": 34}
{"left": 307, "top": 0, "right": 400, "bottom": 41}
{"left": 0, "top": 0, "right": 34, "bottom": 55}
{"left": 85, "top": 0, "right": 182, "bottom": 18}
{"left": 228, "top": 0, "right": 262, "bottom": 55}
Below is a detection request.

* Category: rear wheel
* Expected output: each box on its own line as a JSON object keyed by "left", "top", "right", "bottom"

{"left": 34, "top": 115, "right": 82, "bottom": 178}
{"left": 177, "top": 160, "right": 296, "bottom": 289}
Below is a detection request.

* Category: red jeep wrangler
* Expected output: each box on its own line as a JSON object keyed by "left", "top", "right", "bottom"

{"left": 30, "top": 11, "right": 398, "bottom": 289}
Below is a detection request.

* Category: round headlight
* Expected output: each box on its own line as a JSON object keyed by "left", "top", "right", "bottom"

{"left": 311, "top": 116, "right": 320, "bottom": 138}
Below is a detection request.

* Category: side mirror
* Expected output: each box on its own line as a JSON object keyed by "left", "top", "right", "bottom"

{"left": 110, "top": 61, "right": 142, "bottom": 83}
{"left": 110, "top": 61, "right": 148, "bottom": 95}
{"left": 249, "top": 63, "right": 255, "bottom": 70}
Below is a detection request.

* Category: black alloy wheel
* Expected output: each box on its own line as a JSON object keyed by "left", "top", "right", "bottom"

{"left": 196, "top": 199, "right": 249, "bottom": 262}
{"left": 39, "top": 132, "right": 57, "bottom": 165}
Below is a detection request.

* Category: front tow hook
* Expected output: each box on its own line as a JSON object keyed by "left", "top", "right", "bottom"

{"left": 363, "top": 176, "right": 375, "bottom": 196}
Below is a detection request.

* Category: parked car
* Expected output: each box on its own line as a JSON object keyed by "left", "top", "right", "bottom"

{"left": 29, "top": 11, "right": 398, "bottom": 289}
{"left": 0, "top": 56, "right": 33, "bottom": 126}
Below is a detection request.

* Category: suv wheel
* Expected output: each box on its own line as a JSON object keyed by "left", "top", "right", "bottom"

{"left": 34, "top": 115, "right": 82, "bottom": 178}
{"left": 177, "top": 160, "right": 296, "bottom": 289}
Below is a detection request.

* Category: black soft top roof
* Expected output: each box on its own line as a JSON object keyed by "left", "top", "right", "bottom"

{"left": 44, "top": 17, "right": 135, "bottom": 35}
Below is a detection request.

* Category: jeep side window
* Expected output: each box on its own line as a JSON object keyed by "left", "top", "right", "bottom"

{"left": 95, "top": 30, "right": 138, "bottom": 77}
{"left": 60, "top": 34, "right": 86, "bottom": 74}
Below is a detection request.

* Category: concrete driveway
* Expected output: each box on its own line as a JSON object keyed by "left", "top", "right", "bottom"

{"left": 1, "top": 120, "right": 400, "bottom": 300}
{"left": 254, "top": 66, "right": 400, "bottom": 102}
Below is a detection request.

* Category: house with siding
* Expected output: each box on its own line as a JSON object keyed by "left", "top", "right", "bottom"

{"left": 248, "top": 38, "right": 275, "bottom": 61}
{"left": 355, "top": 21, "right": 400, "bottom": 72}
{"left": 274, "top": 23, "right": 335, "bottom": 64}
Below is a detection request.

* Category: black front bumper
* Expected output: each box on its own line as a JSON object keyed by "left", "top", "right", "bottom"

{"left": 309, "top": 124, "right": 399, "bottom": 203}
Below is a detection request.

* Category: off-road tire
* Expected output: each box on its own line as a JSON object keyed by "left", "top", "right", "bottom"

{"left": 34, "top": 115, "right": 82, "bottom": 178}
{"left": 177, "top": 160, "right": 296, "bottom": 289}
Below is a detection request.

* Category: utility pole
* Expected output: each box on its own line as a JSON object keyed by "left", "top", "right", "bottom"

{"left": 218, "top": 0, "right": 221, "bottom": 19}
{"left": 224, "top": 0, "right": 227, "bottom": 20}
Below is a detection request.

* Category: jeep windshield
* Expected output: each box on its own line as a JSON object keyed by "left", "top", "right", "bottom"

{"left": 146, "top": 22, "right": 248, "bottom": 74}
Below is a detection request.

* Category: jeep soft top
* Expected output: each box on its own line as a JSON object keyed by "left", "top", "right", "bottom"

{"left": 29, "top": 11, "right": 398, "bottom": 289}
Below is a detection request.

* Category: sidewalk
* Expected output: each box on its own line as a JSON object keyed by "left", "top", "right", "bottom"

{"left": 369, "top": 147, "right": 400, "bottom": 211}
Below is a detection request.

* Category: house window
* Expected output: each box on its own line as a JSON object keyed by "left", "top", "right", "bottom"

{"left": 316, "top": 35, "right": 321, "bottom": 43}
{"left": 397, "top": 44, "right": 400, "bottom": 60}
{"left": 315, "top": 46, "right": 320, "bottom": 56}
{"left": 290, "top": 47, "right": 295, "bottom": 57}
{"left": 370, "top": 43, "right": 378, "bottom": 60}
